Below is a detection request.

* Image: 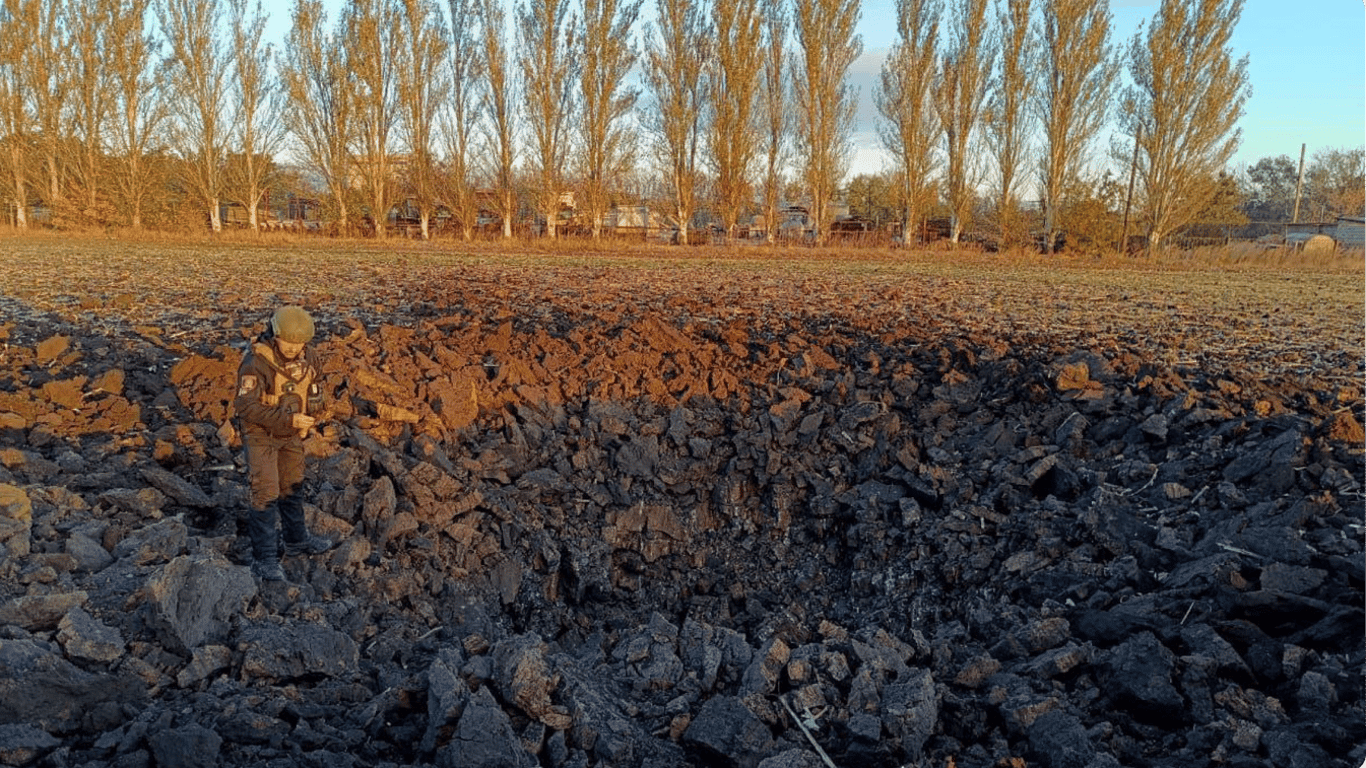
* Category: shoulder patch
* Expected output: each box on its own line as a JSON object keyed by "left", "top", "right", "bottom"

{"left": 237, "top": 374, "right": 258, "bottom": 396}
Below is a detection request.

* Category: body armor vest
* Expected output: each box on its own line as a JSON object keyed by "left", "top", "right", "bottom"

{"left": 252, "top": 341, "right": 319, "bottom": 414}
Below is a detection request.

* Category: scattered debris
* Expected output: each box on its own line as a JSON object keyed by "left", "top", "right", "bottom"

{"left": 0, "top": 251, "right": 1361, "bottom": 768}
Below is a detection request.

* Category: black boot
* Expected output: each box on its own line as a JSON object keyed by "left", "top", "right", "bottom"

{"left": 284, "top": 533, "right": 335, "bottom": 556}
{"left": 247, "top": 503, "right": 285, "bottom": 581}
{"left": 252, "top": 558, "right": 285, "bottom": 581}
{"left": 279, "top": 491, "right": 334, "bottom": 556}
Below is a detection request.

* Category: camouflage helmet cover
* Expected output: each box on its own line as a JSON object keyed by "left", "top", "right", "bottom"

{"left": 270, "top": 306, "right": 315, "bottom": 344}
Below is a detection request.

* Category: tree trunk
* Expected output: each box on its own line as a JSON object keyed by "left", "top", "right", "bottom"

{"left": 372, "top": 191, "right": 386, "bottom": 239}
{"left": 1146, "top": 227, "right": 1164, "bottom": 255}
{"left": 45, "top": 156, "right": 60, "bottom": 213}
{"left": 12, "top": 186, "right": 26, "bottom": 229}
{"left": 86, "top": 147, "right": 99, "bottom": 214}
{"left": 130, "top": 153, "right": 143, "bottom": 230}
{"left": 1042, "top": 201, "right": 1056, "bottom": 254}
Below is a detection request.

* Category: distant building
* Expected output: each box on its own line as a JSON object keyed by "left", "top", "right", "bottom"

{"left": 1284, "top": 220, "right": 1336, "bottom": 247}
{"left": 777, "top": 204, "right": 813, "bottom": 240}
{"left": 1334, "top": 215, "right": 1364, "bottom": 250}
{"left": 607, "top": 205, "right": 670, "bottom": 241}
{"left": 220, "top": 190, "right": 322, "bottom": 231}
{"left": 1281, "top": 219, "right": 1358, "bottom": 254}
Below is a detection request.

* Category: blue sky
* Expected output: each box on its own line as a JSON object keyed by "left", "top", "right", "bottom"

{"left": 848, "top": 0, "right": 1366, "bottom": 177}
{"left": 273, "top": 1, "right": 1365, "bottom": 180}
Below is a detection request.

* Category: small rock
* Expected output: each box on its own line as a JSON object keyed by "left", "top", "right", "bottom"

{"left": 434, "top": 685, "right": 527, "bottom": 768}
{"left": 99, "top": 487, "right": 168, "bottom": 519}
{"left": 0, "top": 484, "right": 32, "bottom": 558}
{"left": 56, "top": 607, "right": 125, "bottom": 664}
{"left": 0, "top": 639, "right": 146, "bottom": 732}
{"left": 139, "top": 466, "right": 213, "bottom": 508}
{"left": 881, "top": 668, "right": 939, "bottom": 758}
{"left": 111, "top": 518, "right": 186, "bottom": 565}
{"left": 1140, "top": 413, "right": 1170, "bottom": 441}
{"left": 682, "top": 696, "right": 774, "bottom": 768}
{"left": 34, "top": 336, "right": 70, "bottom": 364}
{"left": 1295, "top": 671, "right": 1336, "bottom": 715}
{"left": 492, "top": 633, "right": 572, "bottom": 729}
{"left": 757, "top": 749, "right": 828, "bottom": 768}
{"left": 1026, "top": 709, "right": 1096, "bottom": 768}
{"left": 0, "top": 722, "right": 60, "bottom": 767}
{"left": 1230, "top": 719, "right": 1262, "bottom": 751}
{"left": 1102, "top": 632, "right": 1186, "bottom": 725}
{"left": 175, "top": 645, "right": 232, "bottom": 689}
{"left": 741, "top": 637, "right": 790, "bottom": 696}
{"left": 1055, "top": 362, "right": 1091, "bottom": 392}
{"left": 148, "top": 723, "right": 222, "bottom": 768}
{"left": 953, "top": 655, "right": 1001, "bottom": 689}
{"left": 1326, "top": 410, "right": 1364, "bottom": 442}
{"left": 143, "top": 555, "right": 255, "bottom": 652}
{"left": 64, "top": 532, "right": 114, "bottom": 573}
{"left": 1259, "top": 562, "right": 1327, "bottom": 594}
{"left": 239, "top": 620, "right": 359, "bottom": 681}
{"left": 0, "top": 592, "right": 88, "bottom": 632}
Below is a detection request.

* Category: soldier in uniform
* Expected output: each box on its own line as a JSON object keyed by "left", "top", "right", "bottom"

{"left": 234, "top": 305, "right": 334, "bottom": 581}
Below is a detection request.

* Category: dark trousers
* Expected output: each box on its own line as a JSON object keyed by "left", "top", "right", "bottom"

{"left": 244, "top": 431, "right": 308, "bottom": 561}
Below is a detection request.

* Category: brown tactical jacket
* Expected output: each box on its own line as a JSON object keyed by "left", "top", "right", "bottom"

{"left": 234, "top": 339, "right": 322, "bottom": 439}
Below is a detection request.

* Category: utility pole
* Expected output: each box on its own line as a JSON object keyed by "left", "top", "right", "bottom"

{"left": 1292, "top": 142, "right": 1306, "bottom": 223}
{"left": 1121, "top": 124, "right": 1141, "bottom": 254}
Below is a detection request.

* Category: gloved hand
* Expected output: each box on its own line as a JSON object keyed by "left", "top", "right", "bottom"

{"left": 280, "top": 392, "right": 315, "bottom": 436}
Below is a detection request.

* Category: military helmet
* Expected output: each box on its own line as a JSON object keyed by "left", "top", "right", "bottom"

{"left": 270, "top": 306, "right": 315, "bottom": 344}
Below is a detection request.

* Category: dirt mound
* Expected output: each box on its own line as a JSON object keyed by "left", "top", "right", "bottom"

{"left": 0, "top": 246, "right": 1362, "bottom": 768}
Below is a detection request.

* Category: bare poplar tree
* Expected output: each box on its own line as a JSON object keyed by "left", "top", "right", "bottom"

{"left": 107, "top": 0, "right": 165, "bottom": 229}
{"left": 758, "top": 0, "right": 788, "bottom": 244}
{"left": 435, "top": 0, "right": 479, "bottom": 240}
{"left": 578, "top": 0, "right": 642, "bottom": 239}
{"left": 345, "top": 0, "right": 402, "bottom": 239}
{"left": 395, "top": 0, "right": 449, "bottom": 239}
{"left": 1036, "top": 0, "right": 1117, "bottom": 253}
{"left": 64, "top": 0, "right": 116, "bottom": 222}
{"left": 933, "top": 0, "right": 992, "bottom": 242}
{"left": 518, "top": 0, "right": 578, "bottom": 238}
{"left": 1121, "top": 0, "right": 1249, "bottom": 251}
{"left": 983, "top": 0, "right": 1034, "bottom": 250}
{"left": 28, "top": 1, "right": 66, "bottom": 218}
{"left": 876, "top": 0, "right": 941, "bottom": 245}
{"left": 707, "top": 0, "right": 763, "bottom": 240}
{"left": 161, "top": 0, "right": 232, "bottom": 232}
{"left": 792, "top": 0, "right": 862, "bottom": 244}
{"left": 281, "top": 0, "right": 353, "bottom": 232}
{"left": 225, "top": 0, "right": 286, "bottom": 232}
{"left": 644, "top": 0, "right": 709, "bottom": 244}
{"left": 476, "top": 0, "right": 516, "bottom": 239}
{"left": 0, "top": 0, "right": 39, "bottom": 229}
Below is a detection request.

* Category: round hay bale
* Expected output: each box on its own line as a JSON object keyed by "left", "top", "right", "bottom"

{"left": 1302, "top": 234, "right": 1336, "bottom": 255}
